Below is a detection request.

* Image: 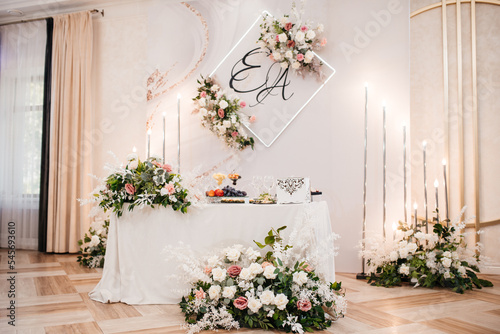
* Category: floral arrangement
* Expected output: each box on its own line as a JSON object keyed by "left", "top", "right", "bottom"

{"left": 360, "top": 208, "right": 493, "bottom": 294}
{"left": 81, "top": 154, "right": 191, "bottom": 217}
{"left": 193, "top": 75, "right": 255, "bottom": 151}
{"left": 77, "top": 219, "right": 109, "bottom": 268}
{"left": 179, "top": 226, "right": 346, "bottom": 333}
{"left": 258, "top": 2, "right": 327, "bottom": 76}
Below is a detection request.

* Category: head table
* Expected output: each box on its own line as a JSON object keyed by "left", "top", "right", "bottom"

{"left": 89, "top": 201, "right": 336, "bottom": 305}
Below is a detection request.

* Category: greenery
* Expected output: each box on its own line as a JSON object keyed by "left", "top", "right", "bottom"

{"left": 77, "top": 219, "right": 109, "bottom": 268}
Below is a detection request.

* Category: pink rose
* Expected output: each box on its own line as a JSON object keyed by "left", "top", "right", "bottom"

{"left": 287, "top": 40, "right": 295, "bottom": 48}
{"left": 204, "top": 266, "right": 212, "bottom": 275}
{"left": 231, "top": 131, "right": 238, "bottom": 138}
{"left": 239, "top": 101, "right": 246, "bottom": 108}
{"left": 297, "top": 299, "right": 312, "bottom": 312}
{"left": 284, "top": 22, "right": 293, "bottom": 31}
{"left": 302, "top": 263, "right": 313, "bottom": 272}
{"left": 320, "top": 38, "right": 327, "bottom": 47}
{"left": 227, "top": 265, "right": 242, "bottom": 278}
{"left": 162, "top": 164, "right": 173, "bottom": 172}
{"left": 195, "top": 288, "right": 206, "bottom": 300}
{"left": 218, "top": 109, "right": 225, "bottom": 118}
{"left": 275, "top": 35, "right": 280, "bottom": 42}
{"left": 296, "top": 53, "right": 304, "bottom": 62}
{"left": 249, "top": 115, "right": 256, "bottom": 123}
{"left": 269, "top": 53, "right": 275, "bottom": 61}
{"left": 153, "top": 161, "right": 161, "bottom": 167}
{"left": 200, "top": 91, "right": 207, "bottom": 98}
{"left": 125, "top": 183, "right": 135, "bottom": 195}
{"left": 233, "top": 296, "right": 248, "bottom": 310}
{"left": 301, "top": 25, "right": 308, "bottom": 32}
{"left": 261, "top": 261, "right": 272, "bottom": 269}
{"left": 165, "top": 183, "right": 175, "bottom": 195}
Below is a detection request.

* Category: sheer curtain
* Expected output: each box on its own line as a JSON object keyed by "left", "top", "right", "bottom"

{"left": 0, "top": 21, "right": 47, "bottom": 249}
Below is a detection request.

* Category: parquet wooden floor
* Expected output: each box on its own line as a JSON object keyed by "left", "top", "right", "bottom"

{"left": 1, "top": 249, "right": 500, "bottom": 334}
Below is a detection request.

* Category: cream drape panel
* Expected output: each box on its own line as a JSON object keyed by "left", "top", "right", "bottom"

{"left": 47, "top": 12, "right": 93, "bottom": 253}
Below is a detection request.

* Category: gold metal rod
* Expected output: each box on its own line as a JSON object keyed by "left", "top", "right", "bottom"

{"left": 442, "top": 0, "right": 450, "bottom": 221}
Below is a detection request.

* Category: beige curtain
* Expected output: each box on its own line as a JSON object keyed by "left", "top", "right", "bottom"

{"left": 47, "top": 12, "right": 93, "bottom": 253}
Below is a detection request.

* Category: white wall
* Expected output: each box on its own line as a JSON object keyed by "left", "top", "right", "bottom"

{"left": 90, "top": 0, "right": 410, "bottom": 273}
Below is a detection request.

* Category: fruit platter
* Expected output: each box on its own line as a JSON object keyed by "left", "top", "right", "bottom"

{"left": 206, "top": 173, "right": 249, "bottom": 204}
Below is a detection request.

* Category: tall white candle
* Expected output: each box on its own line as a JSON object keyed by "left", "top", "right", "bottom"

{"left": 442, "top": 159, "right": 449, "bottom": 225}
{"left": 362, "top": 82, "right": 368, "bottom": 274}
{"left": 383, "top": 102, "right": 387, "bottom": 238}
{"left": 414, "top": 202, "right": 418, "bottom": 230}
{"left": 177, "top": 94, "right": 181, "bottom": 174}
{"left": 392, "top": 222, "right": 397, "bottom": 241}
{"left": 147, "top": 129, "right": 152, "bottom": 159}
{"left": 423, "top": 141, "right": 428, "bottom": 233}
{"left": 403, "top": 123, "right": 407, "bottom": 223}
{"left": 434, "top": 179, "right": 440, "bottom": 223}
{"left": 132, "top": 146, "right": 137, "bottom": 153}
{"left": 162, "top": 111, "right": 166, "bottom": 163}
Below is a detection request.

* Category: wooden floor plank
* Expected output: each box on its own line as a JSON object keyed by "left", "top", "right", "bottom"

{"left": 424, "top": 317, "right": 500, "bottom": 334}
{"left": 34, "top": 275, "right": 78, "bottom": 296}
{"left": 45, "top": 321, "right": 103, "bottom": 334}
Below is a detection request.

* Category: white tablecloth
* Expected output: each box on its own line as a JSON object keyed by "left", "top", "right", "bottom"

{"left": 89, "top": 201, "right": 335, "bottom": 305}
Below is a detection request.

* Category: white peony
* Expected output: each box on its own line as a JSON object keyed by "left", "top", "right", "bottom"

{"left": 260, "top": 290, "right": 275, "bottom": 305}
{"left": 272, "top": 51, "right": 282, "bottom": 61}
{"left": 291, "top": 61, "right": 300, "bottom": 69}
{"left": 198, "top": 97, "right": 206, "bottom": 107}
{"left": 304, "top": 50, "right": 314, "bottom": 63}
{"left": 239, "top": 268, "right": 252, "bottom": 280}
{"left": 222, "top": 286, "right": 237, "bottom": 299}
{"left": 249, "top": 263, "right": 264, "bottom": 276}
{"left": 225, "top": 248, "right": 241, "bottom": 262}
{"left": 442, "top": 257, "right": 452, "bottom": 268}
{"left": 274, "top": 293, "right": 289, "bottom": 310}
{"left": 248, "top": 297, "right": 262, "bottom": 313}
{"left": 211, "top": 267, "right": 227, "bottom": 282}
{"left": 292, "top": 271, "right": 308, "bottom": 286}
{"left": 389, "top": 251, "right": 399, "bottom": 262}
{"left": 219, "top": 100, "right": 228, "bottom": 109}
{"left": 295, "top": 30, "right": 305, "bottom": 42}
{"left": 278, "top": 33, "right": 288, "bottom": 43}
{"left": 306, "top": 30, "right": 316, "bottom": 40}
{"left": 398, "top": 264, "right": 410, "bottom": 275}
{"left": 208, "top": 285, "right": 221, "bottom": 300}
{"left": 263, "top": 265, "right": 277, "bottom": 279}
{"left": 207, "top": 255, "right": 221, "bottom": 268}
{"left": 89, "top": 235, "right": 100, "bottom": 247}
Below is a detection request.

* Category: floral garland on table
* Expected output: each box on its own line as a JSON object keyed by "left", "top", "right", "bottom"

{"left": 179, "top": 226, "right": 346, "bottom": 333}
{"left": 80, "top": 154, "right": 191, "bottom": 218}
{"left": 193, "top": 75, "right": 255, "bottom": 151}
{"left": 258, "top": 2, "right": 327, "bottom": 76}
{"left": 360, "top": 208, "right": 493, "bottom": 294}
{"left": 77, "top": 219, "right": 109, "bottom": 268}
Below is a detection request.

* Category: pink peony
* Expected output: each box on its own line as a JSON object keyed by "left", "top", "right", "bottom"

{"left": 284, "top": 22, "right": 293, "bottom": 31}
{"left": 297, "top": 299, "right": 312, "bottom": 312}
{"left": 195, "top": 288, "right": 206, "bottom": 300}
{"left": 231, "top": 131, "right": 238, "bottom": 138}
{"left": 296, "top": 53, "right": 304, "bottom": 62}
{"left": 320, "top": 38, "right": 327, "bottom": 47}
{"left": 165, "top": 183, "right": 175, "bottom": 195}
{"left": 200, "top": 91, "right": 207, "bottom": 98}
{"left": 287, "top": 40, "right": 295, "bottom": 48}
{"left": 218, "top": 109, "right": 225, "bottom": 118}
{"left": 204, "top": 266, "right": 212, "bottom": 275}
{"left": 301, "top": 25, "right": 308, "bottom": 32}
{"left": 233, "top": 296, "right": 248, "bottom": 310}
{"left": 249, "top": 115, "right": 256, "bottom": 123}
{"left": 239, "top": 101, "right": 246, "bottom": 108}
{"left": 261, "top": 261, "right": 272, "bottom": 269}
{"left": 162, "top": 164, "right": 173, "bottom": 172}
{"left": 125, "top": 183, "right": 135, "bottom": 195}
{"left": 227, "top": 265, "right": 242, "bottom": 278}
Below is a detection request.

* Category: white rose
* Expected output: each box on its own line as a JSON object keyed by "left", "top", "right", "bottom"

{"left": 230, "top": 115, "right": 237, "bottom": 124}
{"left": 442, "top": 257, "right": 452, "bottom": 268}
{"left": 272, "top": 51, "right": 282, "bottom": 61}
{"left": 389, "top": 251, "right": 399, "bottom": 262}
{"left": 407, "top": 242, "right": 418, "bottom": 254}
{"left": 226, "top": 248, "right": 241, "bottom": 262}
{"left": 458, "top": 266, "right": 466, "bottom": 275}
{"left": 199, "top": 107, "right": 208, "bottom": 116}
{"left": 280, "top": 61, "right": 288, "bottom": 69}
{"left": 292, "top": 271, "right": 308, "bottom": 286}
{"left": 208, "top": 285, "right": 221, "bottom": 300}
{"left": 126, "top": 153, "right": 138, "bottom": 162}
{"left": 219, "top": 100, "right": 228, "bottom": 109}
{"left": 263, "top": 265, "right": 277, "bottom": 279}
{"left": 451, "top": 252, "right": 459, "bottom": 260}
{"left": 89, "top": 235, "right": 100, "bottom": 247}
{"left": 207, "top": 255, "right": 221, "bottom": 268}
{"left": 248, "top": 297, "right": 262, "bottom": 313}
{"left": 239, "top": 268, "right": 252, "bottom": 280}
{"left": 317, "top": 24, "right": 324, "bottom": 33}
{"left": 223, "top": 120, "right": 231, "bottom": 129}
{"left": 211, "top": 267, "right": 227, "bottom": 282}
{"left": 398, "top": 264, "right": 409, "bottom": 275}
{"left": 90, "top": 219, "right": 104, "bottom": 231}
{"left": 245, "top": 247, "right": 260, "bottom": 262}
{"left": 160, "top": 188, "right": 169, "bottom": 196}
{"left": 127, "top": 160, "right": 138, "bottom": 170}
{"left": 279, "top": 16, "right": 289, "bottom": 26}
{"left": 442, "top": 251, "right": 451, "bottom": 258}
{"left": 222, "top": 286, "right": 237, "bottom": 299}
{"left": 291, "top": 61, "right": 300, "bottom": 69}
{"left": 211, "top": 84, "right": 220, "bottom": 92}
{"left": 278, "top": 33, "right": 287, "bottom": 43}
{"left": 295, "top": 30, "right": 305, "bottom": 42}
{"left": 443, "top": 271, "right": 451, "bottom": 279}
{"left": 414, "top": 232, "right": 425, "bottom": 240}
{"left": 249, "top": 263, "right": 264, "bottom": 276}
{"left": 260, "top": 290, "right": 275, "bottom": 305}
{"left": 306, "top": 30, "right": 316, "bottom": 40}
{"left": 274, "top": 293, "right": 289, "bottom": 310}
{"left": 304, "top": 50, "right": 314, "bottom": 63}
{"left": 198, "top": 97, "right": 206, "bottom": 107}
{"left": 285, "top": 50, "right": 293, "bottom": 59}
{"left": 169, "top": 195, "right": 177, "bottom": 202}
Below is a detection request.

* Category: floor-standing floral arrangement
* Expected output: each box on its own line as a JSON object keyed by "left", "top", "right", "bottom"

{"left": 77, "top": 219, "right": 109, "bottom": 268}
{"left": 179, "top": 226, "right": 346, "bottom": 333}
{"left": 360, "top": 208, "right": 493, "bottom": 293}
{"left": 193, "top": 75, "right": 255, "bottom": 151}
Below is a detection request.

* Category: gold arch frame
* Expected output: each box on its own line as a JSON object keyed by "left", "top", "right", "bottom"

{"left": 410, "top": 0, "right": 500, "bottom": 243}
